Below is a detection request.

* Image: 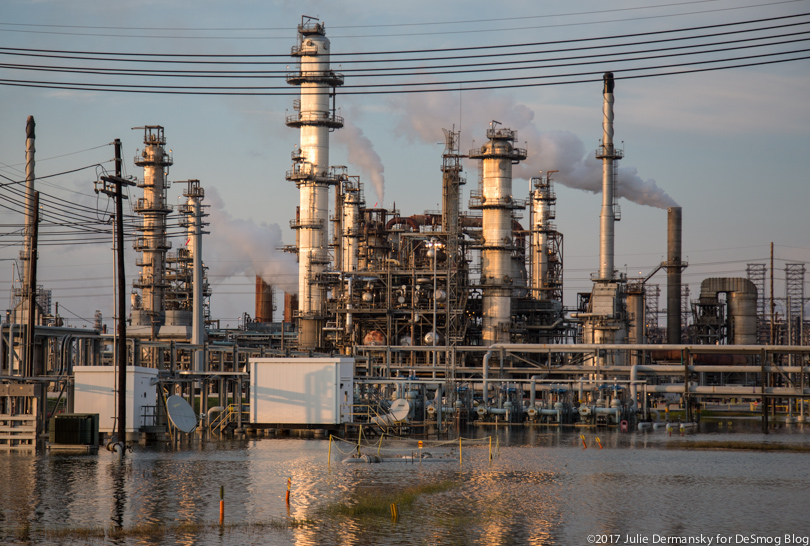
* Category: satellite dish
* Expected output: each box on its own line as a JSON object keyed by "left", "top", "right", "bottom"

{"left": 389, "top": 398, "right": 411, "bottom": 422}
{"left": 166, "top": 395, "right": 198, "bottom": 433}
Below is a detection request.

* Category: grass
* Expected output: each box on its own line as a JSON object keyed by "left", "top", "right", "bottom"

{"left": 321, "top": 480, "right": 460, "bottom": 518}
{"left": 667, "top": 441, "right": 810, "bottom": 452}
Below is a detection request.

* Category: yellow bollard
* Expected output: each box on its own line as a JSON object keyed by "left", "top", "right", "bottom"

{"left": 459, "top": 436, "right": 463, "bottom": 466}
{"left": 489, "top": 436, "right": 492, "bottom": 461}
{"left": 328, "top": 435, "right": 332, "bottom": 465}
{"left": 391, "top": 502, "right": 398, "bottom": 522}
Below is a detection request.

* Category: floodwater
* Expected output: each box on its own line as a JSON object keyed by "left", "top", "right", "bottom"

{"left": 1, "top": 421, "right": 810, "bottom": 545}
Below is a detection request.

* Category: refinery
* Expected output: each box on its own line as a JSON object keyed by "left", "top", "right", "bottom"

{"left": 1, "top": 17, "right": 809, "bottom": 450}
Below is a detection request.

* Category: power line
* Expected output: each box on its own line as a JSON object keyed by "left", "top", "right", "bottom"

{"left": 0, "top": 0, "right": 804, "bottom": 40}
{"left": 1, "top": 12, "right": 807, "bottom": 61}
{"left": 1, "top": 48, "right": 806, "bottom": 95}
{"left": 0, "top": 1, "right": 729, "bottom": 32}
{"left": 4, "top": 32, "right": 807, "bottom": 80}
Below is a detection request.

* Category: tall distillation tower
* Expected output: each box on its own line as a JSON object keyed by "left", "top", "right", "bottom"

{"left": 286, "top": 17, "right": 344, "bottom": 349}
{"left": 529, "top": 172, "right": 563, "bottom": 304}
{"left": 469, "top": 123, "right": 527, "bottom": 346}
{"left": 131, "top": 126, "right": 173, "bottom": 333}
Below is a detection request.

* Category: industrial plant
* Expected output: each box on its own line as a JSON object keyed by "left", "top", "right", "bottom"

{"left": 1, "top": 17, "right": 809, "bottom": 450}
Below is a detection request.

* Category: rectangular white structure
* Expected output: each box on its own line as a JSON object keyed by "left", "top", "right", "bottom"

{"left": 73, "top": 366, "right": 158, "bottom": 433}
{"left": 249, "top": 357, "right": 354, "bottom": 425}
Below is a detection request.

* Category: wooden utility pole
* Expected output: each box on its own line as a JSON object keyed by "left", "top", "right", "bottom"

{"left": 24, "top": 192, "right": 39, "bottom": 378}
{"left": 97, "top": 139, "right": 135, "bottom": 446}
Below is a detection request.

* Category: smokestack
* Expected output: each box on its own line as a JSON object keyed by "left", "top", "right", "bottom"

{"left": 469, "top": 123, "right": 527, "bottom": 346}
{"left": 596, "top": 72, "right": 623, "bottom": 281}
{"left": 286, "top": 17, "right": 344, "bottom": 349}
{"left": 255, "top": 276, "right": 274, "bottom": 323}
{"left": 283, "top": 292, "right": 298, "bottom": 324}
{"left": 22, "top": 116, "right": 35, "bottom": 288}
{"left": 666, "top": 206, "right": 683, "bottom": 343}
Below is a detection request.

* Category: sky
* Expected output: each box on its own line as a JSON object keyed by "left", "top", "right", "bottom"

{"left": 1, "top": 0, "right": 809, "bottom": 330}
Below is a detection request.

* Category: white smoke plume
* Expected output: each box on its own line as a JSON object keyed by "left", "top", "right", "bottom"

{"left": 203, "top": 187, "right": 298, "bottom": 293}
{"left": 392, "top": 90, "right": 677, "bottom": 209}
{"left": 334, "top": 118, "right": 386, "bottom": 203}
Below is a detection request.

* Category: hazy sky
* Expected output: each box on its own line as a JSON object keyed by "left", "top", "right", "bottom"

{"left": 1, "top": 0, "right": 809, "bottom": 329}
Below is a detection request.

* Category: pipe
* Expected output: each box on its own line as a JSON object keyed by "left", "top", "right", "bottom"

{"left": 207, "top": 405, "right": 225, "bottom": 425}
{"left": 648, "top": 384, "right": 810, "bottom": 396}
{"left": 529, "top": 375, "right": 540, "bottom": 407}
{"left": 436, "top": 384, "right": 442, "bottom": 432}
{"left": 483, "top": 350, "right": 491, "bottom": 403}
{"left": 630, "top": 364, "right": 638, "bottom": 409}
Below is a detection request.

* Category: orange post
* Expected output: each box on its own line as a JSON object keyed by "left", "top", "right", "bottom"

{"left": 580, "top": 434, "right": 587, "bottom": 449}
{"left": 219, "top": 486, "right": 224, "bottom": 525}
{"left": 285, "top": 477, "right": 291, "bottom": 505}
{"left": 595, "top": 437, "right": 603, "bottom": 449}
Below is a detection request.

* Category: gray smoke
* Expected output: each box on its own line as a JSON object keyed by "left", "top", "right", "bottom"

{"left": 392, "top": 90, "right": 677, "bottom": 209}
{"left": 335, "top": 119, "right": 386, "bottom": 203}
{"left": 204, "top": 187, "right": 298, "bottom": 293}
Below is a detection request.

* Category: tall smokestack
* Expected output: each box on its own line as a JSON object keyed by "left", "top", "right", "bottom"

{"left": 596, "top": 72, "right": 623, "bottom": 280}
{"left": 286, "top": 17, "right": 344, "bottom": 349}
{"left": 469, "top": 123, "right": 527, "bottom": 346}
{"left": 22, "top": 116, "right": 35, "bottom": 288}
{"left": 666, "top": 206, "right": 683, "bottom": 343}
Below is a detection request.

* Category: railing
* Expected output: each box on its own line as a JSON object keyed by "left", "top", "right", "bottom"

{"left": 209, "top": 404, "right": 249, "bottom": 434}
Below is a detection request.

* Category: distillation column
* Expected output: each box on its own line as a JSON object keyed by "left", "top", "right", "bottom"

{"left": 182, "top": 180, "right": 206, "bottom": 370}
{"left": 286, "top": 18, "right": 344, "bottom": 349}
{"left": 341, "top": 178, "right": 363, "bottom": 273}
{"left": 469, "top": 125, "right": 527, "bottom": 346}
{"left": 530, "top": 172, "right": 563, "bottom": 303}
{"left": 132, "top": 126, "right": 173, "bottom": 330}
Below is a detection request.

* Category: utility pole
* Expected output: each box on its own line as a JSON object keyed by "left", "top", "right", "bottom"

{"left": 96, "top": 139, "right": 135, "bottom": 447}
{"left": 24, "top": 192, "right": 39, "bottom": 380}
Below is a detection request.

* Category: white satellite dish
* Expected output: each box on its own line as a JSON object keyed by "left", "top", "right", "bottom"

{"left": 166, "top": 395, "right": 198, "bottom": 434}
{"left": 389, "top": 398, "right": 410, "bottom": 422}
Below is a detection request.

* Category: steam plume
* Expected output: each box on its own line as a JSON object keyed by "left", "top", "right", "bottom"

{"left": 392, "top": 90, "right": 677, "bottom": 208}
{"left": 204, "top": 187, "right": 298, "bottom": 293}
{"left": 335, "top": 119, "right": 386, "bottom": 203}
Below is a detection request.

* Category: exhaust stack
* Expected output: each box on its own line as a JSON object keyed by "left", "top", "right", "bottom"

{"left": 666, "top": 206, "right": 683, "bottom": 343}
{"left": 596, "top": 72, "right": 623, "bottom": 281}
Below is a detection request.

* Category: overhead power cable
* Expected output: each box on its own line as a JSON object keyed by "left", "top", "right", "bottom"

{"left": 0, "top": 12, "right": 807, "bottom": 62}
{"left": 2, "top": 32, "right": 807, "bottom": 79}
{"left": 0, "top": 48, "right": 807, "bottom": 95}
{"left": 0, "top": 1, "right": 805, "bottom": 40}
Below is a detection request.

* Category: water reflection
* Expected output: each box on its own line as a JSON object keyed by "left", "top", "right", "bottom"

{"left": 0, "top": 424, "right": 808, "bottom": 545}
